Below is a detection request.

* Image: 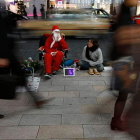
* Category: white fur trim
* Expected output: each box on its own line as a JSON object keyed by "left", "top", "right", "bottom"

{"left": 52, "top": 29, "right": 60, "bottom": 33}
{"left": 50, "top": 40, "right": 55, "bottom": 48}
{"left": 58, "top": 37, "right": 62, "bottom": 41}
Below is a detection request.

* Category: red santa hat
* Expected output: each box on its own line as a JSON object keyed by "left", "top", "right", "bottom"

{"left": 52, "top": 25, "right": 60, "bottom": 33}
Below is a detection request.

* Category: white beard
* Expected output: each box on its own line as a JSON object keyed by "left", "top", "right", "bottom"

{"left": 53, "top": 32, "right": 61, "bottom": 42}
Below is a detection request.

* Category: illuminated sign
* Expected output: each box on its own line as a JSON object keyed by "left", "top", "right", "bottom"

{"left": 64, "top": 68, "right": 75, "bottom": 76}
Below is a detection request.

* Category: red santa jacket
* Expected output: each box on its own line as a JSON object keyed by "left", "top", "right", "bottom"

{"left": 43, "top": 34, "right": 68, "bottom": 54}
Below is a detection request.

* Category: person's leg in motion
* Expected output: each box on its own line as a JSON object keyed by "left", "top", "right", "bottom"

{"left": 0, "top": 114, "right": 4, "bottom": 119}
{"left": 52, "top": 51, "right": 63, "bottom": 75}
{"left": 111, "top": 91, "right": 128, "bottom": 131}
{"left": 44, "top": 53, "right": 53, "bottom": 78}
{"left": 9, "top": 52, "right": 48, "bottom": 107}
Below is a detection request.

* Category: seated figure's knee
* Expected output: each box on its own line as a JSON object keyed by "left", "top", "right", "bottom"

{"left": 44, "top": 53, "right": 52, "bottom": 58}
{"left": 57, "top": 51, "right": 63, "bottom": 57}
{"left": 78, "top": 60, "right": 83, "bottom": 66}
{"left": 97, "top": 64, "right": 104, "bottom": 72}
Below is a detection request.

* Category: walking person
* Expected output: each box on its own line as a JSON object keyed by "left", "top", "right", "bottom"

{"left": 40, "top": 4, "right": 45, "bottom": 19}
{"left": 40, "top": 4, "right": 43, "bottom": 18}
{"left": 33, "top": 5, "right": 37, "bottom": 19}
{"left": 0, "top": 4, "right": 47, "bottom": 114}
{"left": 110, "top": 0, "right": 139, "bottom": 131}
{"left": 113, "top": 7, "right": 117, "bottom": 16}
{"left": 42, "top": 4, "right": 45, "bottom": 19}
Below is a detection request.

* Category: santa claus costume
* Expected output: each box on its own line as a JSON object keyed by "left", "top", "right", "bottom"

{"left": 44, "top": 25, "right": 68, "bottom": 78}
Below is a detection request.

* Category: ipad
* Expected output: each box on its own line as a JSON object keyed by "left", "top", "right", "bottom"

{"left": 64, "top": 68, "right": 75, "bottom": 76}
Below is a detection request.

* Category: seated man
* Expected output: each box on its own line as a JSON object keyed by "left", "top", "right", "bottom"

{"left": 78, "top": 38, "right": 104, "bottom": 75}
{"left": 43, "top": 25, "right": 68, "bottom": 79}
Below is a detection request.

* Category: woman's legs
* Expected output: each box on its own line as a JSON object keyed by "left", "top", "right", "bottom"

{"left": 96, "top": 64, "right": 104, "bottom": 72}
{"left": 78, "top": 60, "right": 91, "bottom": 70}
{"left": 111, "top": 91, "right": 129, "bottom": 131}
{"left": 44, "top": 53, "right": 53, "bottom": 74}
{"left": 52, "top": 51, "right": 63, "bottom": 71}
{"left": 114, "top": 91, "right": 128, "bottom": 120}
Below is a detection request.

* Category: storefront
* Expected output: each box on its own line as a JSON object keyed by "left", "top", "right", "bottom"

{"left": 5, "top": 0, "right": 137, "bottom": 17}
{"left": 92, "top": 0, "right": 124, "bottom": 14}
{"left": 136, "top": 1, "right": 140, "bottom": 15}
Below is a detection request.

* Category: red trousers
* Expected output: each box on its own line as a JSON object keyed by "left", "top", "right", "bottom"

{"left": 44, "top": 51, "right": 63, "bottom": 74}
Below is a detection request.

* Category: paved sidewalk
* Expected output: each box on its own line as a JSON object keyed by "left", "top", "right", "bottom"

{"left": 0, "top": 68, "right": 135, "bottom": 140}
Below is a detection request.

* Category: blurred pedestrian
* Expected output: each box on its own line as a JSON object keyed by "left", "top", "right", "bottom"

{"left": 33, "top": 5, "right": 37, "bottom": 19}
{"left": 42, "top": 4, "right": 45, "bottom": 19}
{"left": 113, "top": 7, "right": 117, "bottom": 16}
{"left": 40, "top": 4, "right": 45, "bottom": 19}
{"left": 110, "top": 0, "right": 139, "bottom": 132}
{"left": 40, "top": 4, "right": 43, "bottom": 18}
{"left": 0, "top": 3, "right": 47, "bottom": 114}
{"left": 50, "top": 5, "right": 53, "bottom": 9}
{"left": 78, "top": 38, "right": 104, "bottom": 75}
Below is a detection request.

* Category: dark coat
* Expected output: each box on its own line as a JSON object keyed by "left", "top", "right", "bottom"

{"left": 0, "top": 11, "right": 15, "bottom": 59}
{"left": 33, "top": 7, "right": 37, "bottom": 16}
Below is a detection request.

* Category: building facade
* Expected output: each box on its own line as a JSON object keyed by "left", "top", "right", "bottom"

{"left": 5, "top": 0, "right": 138, "bottom": 17}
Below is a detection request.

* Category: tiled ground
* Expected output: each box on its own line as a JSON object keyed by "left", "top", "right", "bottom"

{"left": 0, "top": 68, "right": 136, "bottom": 140}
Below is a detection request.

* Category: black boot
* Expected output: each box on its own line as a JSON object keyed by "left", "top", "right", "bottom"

{"left": 0, "top": 114, "right": 4, "bottom": 119}
{"left": 110, "top": 117, "right": 126, "bottom": 131}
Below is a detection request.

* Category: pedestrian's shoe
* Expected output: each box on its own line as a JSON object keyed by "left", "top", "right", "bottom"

{"left": 110, "top": 117, "right": 126, "bottom": 131}
{"left": 35, "top": 100, "right": 48, "bottom": 108}
{"left": 93, "top": 68, "right": 100, "bottom": 75}
{"left": 35, "top": 98, "right": 55, "bottom": 108}
{"left": 45, "top": 73, "right": 52, "bottom": 79}
{"left": 89, "top": 67, "right": 94, "bottom": 75}
{"left": 0, "top": 114, "right": 4, "bottom": 119}
{"left": 52, "top": 70, "right": 57, "bottom": 75}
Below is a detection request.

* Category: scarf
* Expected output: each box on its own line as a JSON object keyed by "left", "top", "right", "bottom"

{"left": 86, "top": 45, "right": 98, "bottom": 60}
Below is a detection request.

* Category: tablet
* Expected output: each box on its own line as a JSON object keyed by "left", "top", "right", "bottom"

{"left": 64, "top": 68, "right": 75, "bottom": 76}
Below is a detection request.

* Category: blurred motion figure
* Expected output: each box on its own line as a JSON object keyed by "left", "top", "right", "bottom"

{"left": 33, "top": 5, "right": 37, "bottom": 19}
{"left": 113, "top": 7, "right": 117, "bottom": 16}
{"left": 110, "top": 0, "right": 139, "bottom": 133}
{"left": 0, "top": 1, "right": 47, "bottom": 116}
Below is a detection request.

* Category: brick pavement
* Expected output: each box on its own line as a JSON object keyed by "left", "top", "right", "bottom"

{"left": 0, "top": 69, "right": 136, "bottom": 140}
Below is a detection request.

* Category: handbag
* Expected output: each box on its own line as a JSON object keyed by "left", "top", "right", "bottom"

{"left": 0, "top": 75, "right": 24, "bottom": 99}
{"left": 60, "top": 59, "right": 74, "bottom": 67}
{"left": 112, "top": 58, "right": 138, "bottom": 93}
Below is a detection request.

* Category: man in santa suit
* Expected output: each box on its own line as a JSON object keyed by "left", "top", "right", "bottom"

{"left": 44, "top": 25, "right": 68, "bottom": 79}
